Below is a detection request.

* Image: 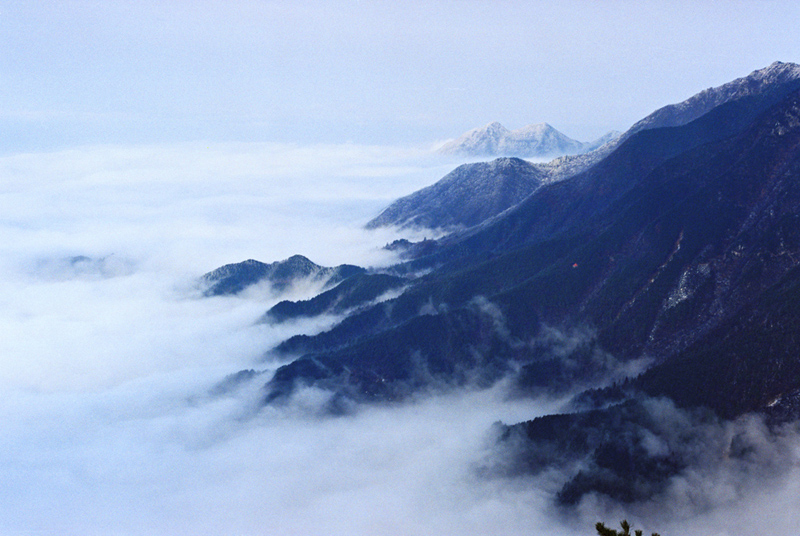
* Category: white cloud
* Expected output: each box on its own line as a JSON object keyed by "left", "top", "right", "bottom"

{"left": 0, "top": 142, "right": 448, "bottom": 272}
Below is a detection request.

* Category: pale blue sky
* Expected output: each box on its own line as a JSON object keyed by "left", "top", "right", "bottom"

{"left": 2, "top": 0, "right": 799, "bottom": 150}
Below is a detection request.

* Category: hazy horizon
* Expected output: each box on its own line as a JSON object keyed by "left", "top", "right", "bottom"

{"left": 2, "top": 1, "right": 800, "bottom": 152}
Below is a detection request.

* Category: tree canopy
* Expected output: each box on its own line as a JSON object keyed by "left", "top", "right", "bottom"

{"left": 596, "top": 519, "right": 661, "bottom": 536}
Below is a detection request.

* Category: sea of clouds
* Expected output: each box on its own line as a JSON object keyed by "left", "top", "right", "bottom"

{"left": 0, "top": 142, "right": 799, "bottom": 535}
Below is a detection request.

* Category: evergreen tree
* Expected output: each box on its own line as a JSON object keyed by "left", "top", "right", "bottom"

{"left": 596, "top": 519, "right": 660, "bottom": 536}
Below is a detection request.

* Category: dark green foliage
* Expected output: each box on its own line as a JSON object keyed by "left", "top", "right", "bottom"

{"left": 558, "top": 441, "right": 682, "bottom": 504}
{"left": 266, "top": 300, "right": 531, "bottom": 403}
{"left": 514, "top": 332, "right": 617, "bottom": 395}
{"left": 596, "top": 519, "right": 660, "bottom": 536}
{"left": 496, "top": 398, "right": 692, "bottom": 504}
{"left": 274, "top": 301, "right": 399, "bottom": 356}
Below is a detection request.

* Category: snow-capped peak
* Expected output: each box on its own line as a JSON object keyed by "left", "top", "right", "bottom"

{"left": 438, "top": 122, "right": 615, "bottom": 158}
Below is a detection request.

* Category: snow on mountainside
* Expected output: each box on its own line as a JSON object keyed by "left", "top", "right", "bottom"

{"left": 628, "top": 60, "right": 800, "bottom": 134}
{"left": 438, "top": 121, "right": 617, "bottom": 158}
{"left": 365, "top": 157, "right": 546, "bottom": 230}
{"left": 538, "top": 61, "right": 800, "bottom": 182}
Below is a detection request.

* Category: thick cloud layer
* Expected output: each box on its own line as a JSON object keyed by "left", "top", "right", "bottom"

{"left": 0, "top": 143, "right": 799, "bottom": 535}
{"left": 0, "top": 143, "right": 447, "bottom": 392}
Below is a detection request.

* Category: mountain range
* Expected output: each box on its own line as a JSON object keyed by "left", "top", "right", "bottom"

{"left": 204, "top": 62, "right": 800, "bottom": 507}
{"left": 437, "top": 121, "right": 619, "bottom": 158}
{"left": 369, "top": 61, "right": 800, "bottom": 232}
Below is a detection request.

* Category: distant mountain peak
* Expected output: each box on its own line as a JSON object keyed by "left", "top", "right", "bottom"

{"left": 438, "top": 122, "right": 617, "bottom": 159}
{"left": 517, "top": 122, "right": 548, "bottom": 133}
{"left": 753, "top": 60, "right": 800, "bottom": 78}
{"left": 483, "top": 121, "right": 508, "bottom": 131}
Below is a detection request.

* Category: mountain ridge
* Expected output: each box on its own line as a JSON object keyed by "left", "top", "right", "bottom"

{"left": 365, "top": 157, "right": 547, "bottom": 230}
{"left": 369, "top": 62, "right": 800, "bottom": 233}
{"left": 200, "top": 255, "right": 365, "bottom": 297}
{"left": 534, "top": 60, "right": 800, "bottom": 184}
{"left": 438, "top": 121, "right": 619, "bottom": 158}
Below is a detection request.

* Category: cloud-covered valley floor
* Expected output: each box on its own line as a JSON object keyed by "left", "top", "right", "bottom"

{"left": 1, "top": 143, "right": 800, "bottom": 535}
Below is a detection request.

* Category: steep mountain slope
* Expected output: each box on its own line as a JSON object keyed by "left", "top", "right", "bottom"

{"left": 403, "top": 85, "right": 800, "bottom": 277}
{"left": 543, "top": 59, "right": 800, "bottom": 179}
{"left": 470, "top": 82, "right": 800, "bottom": 505}
{"left": 533, "top": 60, "right": 800, "bottom": 184}
{"left": 628, "top": 60, "right": 800, "bottom": 135}
{"left": 438, "top": 121, "right": 615, "bottom": 158}
{"left": 365, "top": 157, "right": 547, "bottom": 230}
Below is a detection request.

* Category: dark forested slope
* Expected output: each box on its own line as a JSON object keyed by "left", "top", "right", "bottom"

{"left": 265, "top": 80, "right": 800, "bottom": 413}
